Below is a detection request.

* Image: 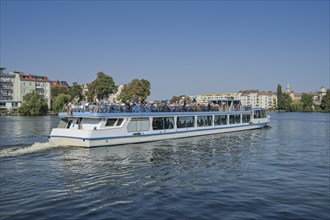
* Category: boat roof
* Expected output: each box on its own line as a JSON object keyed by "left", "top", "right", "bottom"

{"left": 59, "top": 110, "right": 253, "bottom": 118}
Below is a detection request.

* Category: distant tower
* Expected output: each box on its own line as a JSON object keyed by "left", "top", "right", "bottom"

{"left": 285, "top": 84, "right": 295, "bottom": 100}
{"left": 319, "top": 86, "right": 327, "bottom": 101}
{"left": 286, "top": 84, "right": 292, "bottom": 94}
{"left": 320, "top": 86, "right": 326, "bottom": 94}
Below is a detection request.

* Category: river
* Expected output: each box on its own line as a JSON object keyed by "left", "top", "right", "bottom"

{"left": 0, "top": 113, "right": 329, "bottom": 219}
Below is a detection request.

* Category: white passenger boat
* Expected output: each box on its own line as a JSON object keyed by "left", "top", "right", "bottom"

{"left": 49, "top": 99, "right": 270, "bottom": 148}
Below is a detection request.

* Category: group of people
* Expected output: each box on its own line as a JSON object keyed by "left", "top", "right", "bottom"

{"left": 64, "top": 99, "right": 248, "bottom": 114}
{"left": 118, "top": 101, "right": 246, "bottom": 113}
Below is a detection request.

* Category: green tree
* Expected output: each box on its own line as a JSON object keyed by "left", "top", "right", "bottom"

{"left": 19, "top": 92, "right": 48, "bottom": 115}
{"left": 118, "top": 79, "right": 151, "bottom": 102}
{"left": 300, "top": 93, "right": 314, "bottom": 112}
{"left": 277, "top": 84, "right": 284, "bottom": 110}
{"left": 320, "top": 89, "right": 330, "bottom": 112}
{"left": 87, "top": 72, "right": 117, "bottom": 101}
{"left": 69, "top": 82, "right": 83, "bottom": 101}
{"left": 52, "top": 93, "right": 72, "bottom": 114}
{"left": 282, "top": 93, "right": 292, "bottom": 112}
{"left": 290, "top": 101, "right": 303, "bottom": 112}
{"left": 51, "top": 86, "right": 69, "bottom": 97}
{"left": 170, "top": 95, "right": 192, "bottom": 104}
{"left": 170, "top": 96, "right": 182, "bottom": 103}
{"left": 85, "top": 83, "right": 94, "bottom": 102}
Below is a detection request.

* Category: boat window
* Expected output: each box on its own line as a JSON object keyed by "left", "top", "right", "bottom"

{"left": 242, "top": 114, "right": 251, "bottom": 123}
{"left": 117, "top": 118, "right": 124, "bottom": 126}
{"left": 229, "top": 115, "right": 235, "bottom": 124}
{"left": 229, "top": 115, "right": 240, "bottom": 124}
{"left": 58, "top": 118, "right": 68, "bottom": 128}
{"left": 127, "top": 117, "right": 150, "bottom": 132}
{"left": 254, "top": 110, "right": 260, "bottom": 118}
{"left": 152, "top": 117, "right": 174, "bottom": 130}
{"left": 253, "top": 110, "right": 267, "bottom": 119}
{"left": 152, "top": 118, "right": 162, "bottom": 130}
{"left": 235, "top": 115, "right": 241, "bottom": 123}
{"left": 214, "top": 115, "right": 227, "bottom": 125}
{"left": 197, "top": 116, "right": 212, "bottom": 127}
{"left": 177, "top": 116, "right": 194, "bottom": 128}
{"left": 106, "top": 119, "right": 117, "bottom": 126}
{"left": 105, "top": 118, "right": 124, "bottom": 127}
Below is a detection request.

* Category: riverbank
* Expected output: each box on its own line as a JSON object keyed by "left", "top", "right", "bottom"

{"left": 0, "top": 110, "right": 57, "bottom": 116}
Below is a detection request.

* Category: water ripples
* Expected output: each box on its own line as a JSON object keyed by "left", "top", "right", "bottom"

{"left": 0, "top": 113, "right": 329, "bottom": 219}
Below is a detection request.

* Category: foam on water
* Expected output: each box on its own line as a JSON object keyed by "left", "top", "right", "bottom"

{"left": 0, "top": 142, "right": 60, "bottom": 158}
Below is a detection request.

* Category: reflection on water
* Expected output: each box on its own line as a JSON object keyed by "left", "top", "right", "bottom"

{"left": 59, "top": 130, "right": 266, "bottom": 197}
{"left": 0, "top": 115, "right": 59, "bottom": 148}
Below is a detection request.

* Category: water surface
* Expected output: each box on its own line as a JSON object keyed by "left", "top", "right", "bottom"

{"left": 0, "top": 113, "right": 329, "bottom": 219}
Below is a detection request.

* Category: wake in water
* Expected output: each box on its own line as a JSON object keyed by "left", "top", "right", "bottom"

{"left": 0, "top": 142, "right": 60, "bottom": 158}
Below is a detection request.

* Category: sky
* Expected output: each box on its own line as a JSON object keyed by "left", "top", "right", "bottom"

{"left": 1, "top": 0, "right": 329, "bottom": 100}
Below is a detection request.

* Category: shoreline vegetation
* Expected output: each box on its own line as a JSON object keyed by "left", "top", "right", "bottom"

{"left": 1, "top": 73, "right": 330, "bottom": 116}
{"left": 1, "top": 109, "right": 329, "bottom": 117}
{"left": 276, "top": 84, "right": 330, "bottom": 113}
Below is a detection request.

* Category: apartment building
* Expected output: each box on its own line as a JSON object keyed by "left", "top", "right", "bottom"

{"left": 50, "top": 80, "right": 69, "bottom": 89}
{"left": 13, "top": 72, "right": 51, "bottom": 108}
{"left": 194, "top": 91, "right": 277, "bottom": 109}
{"left": 0, "top": 68, "right": 52, "bottom": 110}
{"left": 195, "top": 93, "right": 237, "bottom": 103}
{"left": 0, "top": 69, "right": 21, "bottom": 110}
{"left": 236, "top": 90, "right": 277, "bottom": 109}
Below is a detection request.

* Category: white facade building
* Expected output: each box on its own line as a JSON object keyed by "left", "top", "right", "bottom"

{"left": 0, "top": 69, "right": 52, "bottom": 111}
{"left": 236, "top": 90, "right": 276, "bottom": 109}
{"left": 0, "top": 70, "right": 21, "bottom": 110}
{"left": 195, "top": 93, "right": 237, "bottom": 103}
{"left": 12, "top": 72, "right": 51, "bottom": 108}
{"left": 312, "top": 86, "right": 328, "bottom": 105}
{"left": 194, "top": 91, "right": 277, "bottom": 109}
{"left": 14, "top": 72, "right": 51, "bottom": 109}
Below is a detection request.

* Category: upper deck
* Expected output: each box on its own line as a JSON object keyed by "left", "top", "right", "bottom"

{"left": 60, "top": 99, "right": 253, "bottom": 118}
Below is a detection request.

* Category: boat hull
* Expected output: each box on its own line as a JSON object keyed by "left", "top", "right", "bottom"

{"left": 49, "top": 123, "right": 268, "bottom": 148}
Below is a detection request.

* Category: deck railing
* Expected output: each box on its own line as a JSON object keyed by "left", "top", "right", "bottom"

{"left": 62, "top": 102, "right": 251, "bottom": 115}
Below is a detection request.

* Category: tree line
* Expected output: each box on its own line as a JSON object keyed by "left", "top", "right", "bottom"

{"left": 15, "top": 77, "right": 330, "bottom": 115}
{"left": 18, "top": 72, "right": 151, "bottom": 115}
{"left": 276, "top": 84, "right": 330, "bottom": 112}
